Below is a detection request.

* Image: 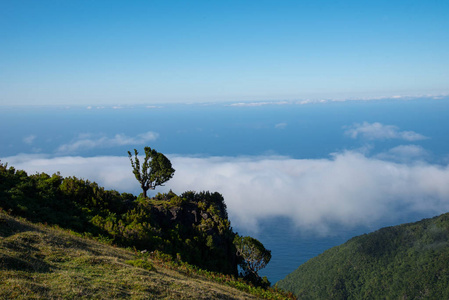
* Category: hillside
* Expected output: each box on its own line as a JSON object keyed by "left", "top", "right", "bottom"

{"left": 276, "top": 213, "right": 449, "bottom": 299}
{"left": 0, "top": 162, "right": 294, "bottom": 299}
{"left": 0, "top": 212, "right": 260, "bottom": 299}
{"left": 0, "top": 212, "right": 295, "bottom": 299}
{"left": 0, "top": 163, "right": 239, "bottom": 276}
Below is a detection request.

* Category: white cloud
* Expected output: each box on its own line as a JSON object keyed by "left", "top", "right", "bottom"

{"left": 23, "top": 135, "right": 36, "bottom": 144}
{"left": 228, "top": 101, "right": 289, "bottom": 107}
{"left": 376, "top": 145, "right": 429, "bottom": 162}
{"left": 3, "top": 151, "right": 449, "bottom": 235}
{"left": 296, "top": 99, "right": 328, "bottom": 105}
{"left": 344, "top": 122, "right": 428, "bottom": 141}
{"left": 56, "top": 131, "right": 159, "bottom": 153}
{"left": 275, "top": 122, "right": 287, "bottom": 129}
{"left": 167, "top": 153, "right": 449, "bottom": 233}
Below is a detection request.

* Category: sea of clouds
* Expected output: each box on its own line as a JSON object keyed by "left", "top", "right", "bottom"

{"left": 5, "top": 148, "right": 449, "bottom": 235}
{"left": 3, "top": 119, "right": 448, "bottom": 234}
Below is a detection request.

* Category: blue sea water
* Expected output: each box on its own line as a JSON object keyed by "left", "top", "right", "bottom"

{"left": 1, "top": 98, "right": 449, "bottom": 283}
{"left": 2, "top": 99, "right": 448, "bottom": 160}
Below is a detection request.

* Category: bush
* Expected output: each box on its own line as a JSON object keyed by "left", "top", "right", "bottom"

{"left": 126, "top": 259, "right": 155, "bottom": 271}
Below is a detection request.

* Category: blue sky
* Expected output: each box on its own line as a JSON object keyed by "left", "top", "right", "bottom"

{"left": 1, "top": 0, "right": 448, "bottom": 106}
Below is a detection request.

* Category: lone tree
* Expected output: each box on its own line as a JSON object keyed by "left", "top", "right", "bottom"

{"left": 234, "top": 235, "right": 272, "bottom": 286}
{"left": 128, "top": 147, "right": 175, "bottom": 198}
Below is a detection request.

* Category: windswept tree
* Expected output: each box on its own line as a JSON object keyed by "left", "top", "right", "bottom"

{"left": 128, "top": 147, "right": 175, "bottom": 198}
{"left": 234, "top": 235, "right": 272, "bottom": 285}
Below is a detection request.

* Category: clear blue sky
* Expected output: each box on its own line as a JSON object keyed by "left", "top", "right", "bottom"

{"left": 1, "top": 0, "right": 448, "bottom": 106}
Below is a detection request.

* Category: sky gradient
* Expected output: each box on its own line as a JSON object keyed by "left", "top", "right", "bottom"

{"left": 1, "top": 0, "right": 448, "bottom": 106}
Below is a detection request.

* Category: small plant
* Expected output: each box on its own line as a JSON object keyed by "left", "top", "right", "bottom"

{"left": 169, "top": 195, "right": 187, "bottom": 206}
{"left": 125, "top": 259, "right": 155, "bottom": 271}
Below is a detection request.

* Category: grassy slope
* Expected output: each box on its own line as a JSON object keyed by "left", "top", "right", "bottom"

{"left": 0, "top": 212, "right": 259, "bottom": 300}
{"left": 276, "top": 212, "right": 449, "bottom": 299}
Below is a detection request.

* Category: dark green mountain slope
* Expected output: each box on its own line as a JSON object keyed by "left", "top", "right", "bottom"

{"left": 276, "top": 213, "right": 449, "bottom": 299}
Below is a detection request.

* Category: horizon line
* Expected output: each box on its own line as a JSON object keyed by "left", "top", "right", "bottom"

{"left": 0, "top": 93, "right": 448, "bottom": 109}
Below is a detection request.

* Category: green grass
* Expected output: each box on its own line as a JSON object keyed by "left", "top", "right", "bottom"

{"left": 0, "top": 212, "right": 292, "bottom": 299}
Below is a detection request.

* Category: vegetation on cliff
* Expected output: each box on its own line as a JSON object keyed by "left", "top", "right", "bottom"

{"left": 276, "top": 213, "right": 449, "bottom": 299}
{"left": 0, "top": 161, "right": 233, "bottom": 273}
{"left": 0, "top": 158, "right": 287, "bottom": 297}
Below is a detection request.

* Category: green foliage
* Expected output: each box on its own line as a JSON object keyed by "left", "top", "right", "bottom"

{"left": 128, "top": 147, "right": 175, "bottom": 198}
{"left": 125, "top": 259, "right": 155, "bottom": 271}
{"left": 181, "top": 190, "right": 228, "bottom": 219}
{"left": 0, "top": 161, "right": 263, "bottom": 278}
{"left": 276, "top": 213, "right": 449, "bottom": 299}
{"left": 139, "top": 191, "right": 238, "bottom": 275}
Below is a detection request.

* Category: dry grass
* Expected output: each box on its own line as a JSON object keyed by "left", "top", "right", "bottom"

{"left": 0, "top": 213, "right": 259, "bottom": 299}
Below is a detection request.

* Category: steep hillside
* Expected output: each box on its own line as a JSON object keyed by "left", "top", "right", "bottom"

{"left": 0, "top": 162, "right": 294, "bottom": 299}
{"left": 276, "top": 213, "right": 449, "bottom": 299}
{"left": 0, "top": 212, "right": 291, "bottom": 299}
{"left": 0, "top": 164, "right": 238, "bottom": 276}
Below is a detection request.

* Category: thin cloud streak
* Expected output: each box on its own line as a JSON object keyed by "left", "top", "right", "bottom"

{"left": 56, "top": 131, "right": 158, "bottom": 153}
{"left": 3, "top": 151, "right": 449, "bottom": 235}
{"left": 275, "top": 122, "right": 288, "bottom": 129}
{"left": 344, "top": 122, "right": 428, "bottom": 141}
{"left": 375, "top": 145, "right": 430, "bottom": 163}
{"left": 228, "top": 101, "right": 289, "bottom": 107}
{"left": 23, "top": 135, "right": 36, "bottom": 145}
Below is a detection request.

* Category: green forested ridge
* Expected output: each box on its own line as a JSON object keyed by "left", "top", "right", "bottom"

{"left": 276, "top": 213, "right": 449, "bottom": 299}
{"left": 0, "top": 161, "right": 279, "bottom": 292}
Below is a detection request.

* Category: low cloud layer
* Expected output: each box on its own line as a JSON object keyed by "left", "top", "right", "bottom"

{"left": 168, "top": 153, "right": 449, "bottom": 233}
{"left": 56, "top": 131, "right": 158, "bottom": 153}
{"left": 344, "top": 122, "right": 428, "bottom": 141}
{"left": 4, "top": 150, "right": 449, "bottom": 235}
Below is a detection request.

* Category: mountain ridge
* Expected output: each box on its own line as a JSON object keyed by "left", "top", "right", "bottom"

{"left": 276, "top": 212, "right": 449, "bottom": 299}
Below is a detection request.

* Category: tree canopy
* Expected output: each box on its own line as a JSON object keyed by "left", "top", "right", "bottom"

{"left": 128, "top": 147, "right": 175, "bottom": 198}
{"left": 234, "top": 235, "right": 272, "bottom": 286}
